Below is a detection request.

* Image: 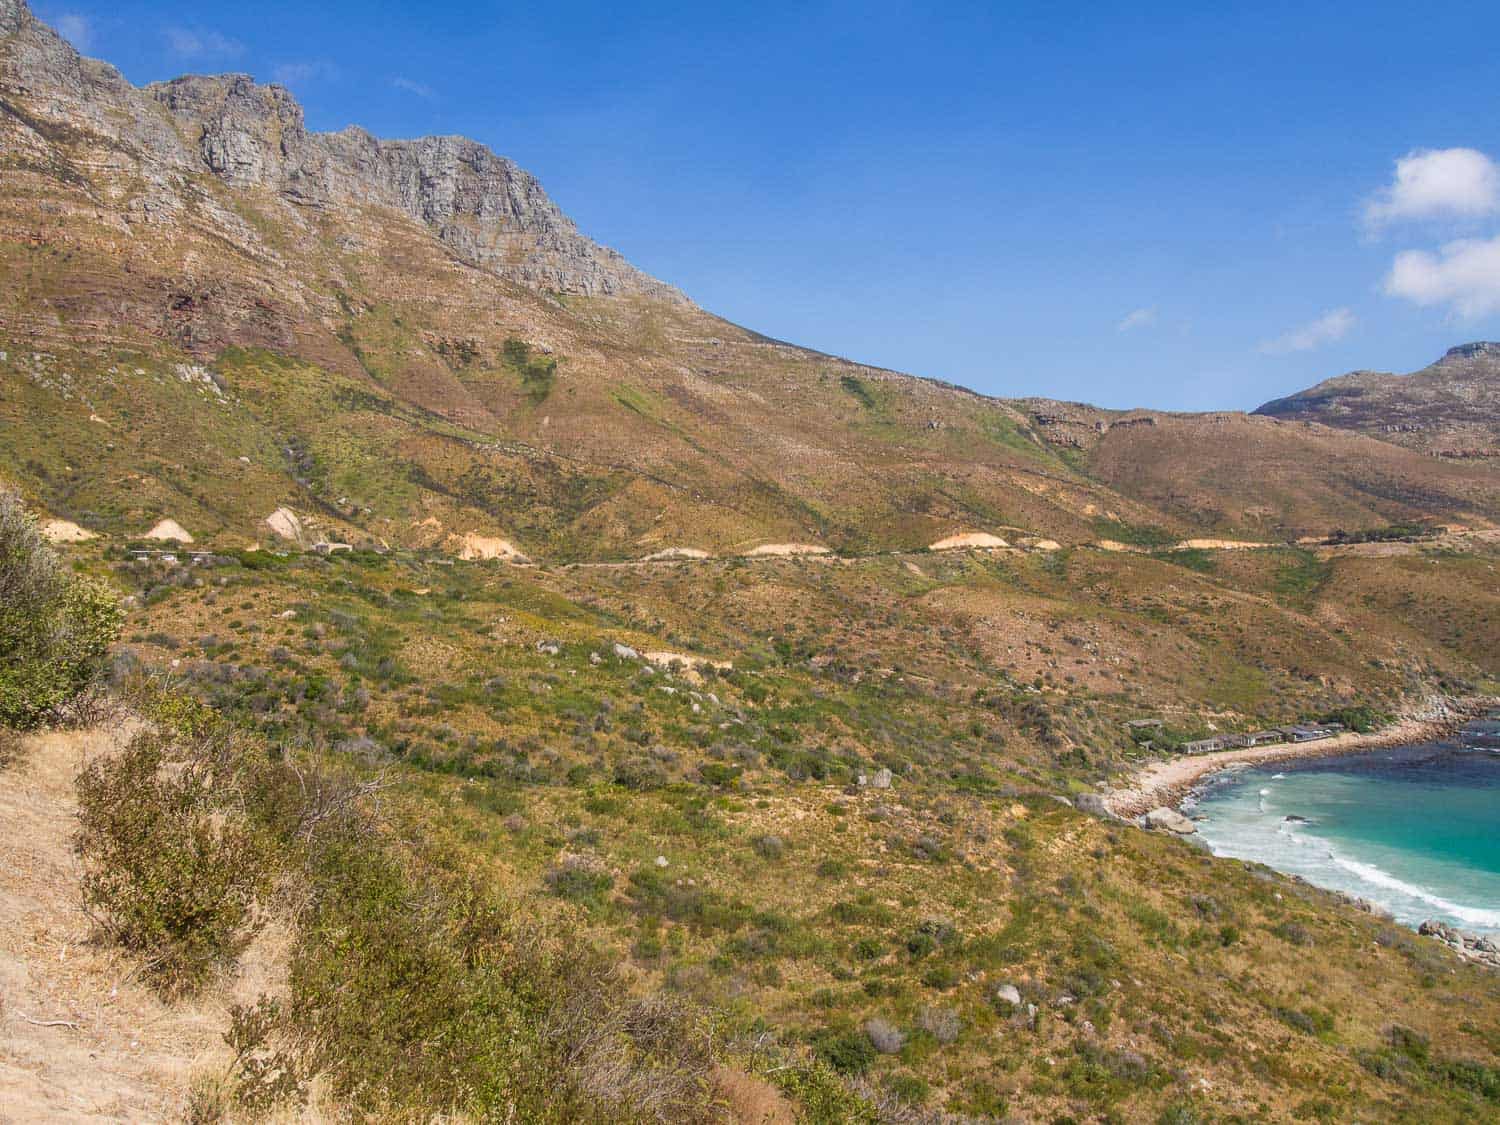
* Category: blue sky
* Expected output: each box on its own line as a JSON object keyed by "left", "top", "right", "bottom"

{"left": 37, "top": 0, "right": 1500, "bottom": 409}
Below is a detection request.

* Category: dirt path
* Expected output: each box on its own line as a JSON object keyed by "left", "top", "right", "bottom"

{"left": 1104, "top": 701, "right": 1487, "bottom": 819}
{"left": 0, "top": 725, "right": 252, "bottom": 1122}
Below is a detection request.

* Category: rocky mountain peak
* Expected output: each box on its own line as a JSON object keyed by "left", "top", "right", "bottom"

{"left": 1438, "top": 342, "right": 1500, "bottom": 365}
{"left": 149, "top": 74, "right": 307, "bottom": 188}
{"left": 2, "top": 1, "right": 683, "bottom": 304}
{"left": 140, "top": 72, "right": 685, "bottom": 302}
{"left": 1254, "top": 342, "right": 1500, "bottom": 458}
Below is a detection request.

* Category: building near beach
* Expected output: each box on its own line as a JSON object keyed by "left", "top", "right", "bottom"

{"left": 1245, "top": 730, "right": 1285, "bottom": 747}
{"left": 1182, "top": 736, "right": 1231, "bottom": 755}
{"left": 1284, "top": 724, "right": 1336, "bottom": 742}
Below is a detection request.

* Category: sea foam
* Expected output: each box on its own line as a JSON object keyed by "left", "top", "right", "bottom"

{"left": 1327, "top": 854, "right": 1500, "bottom": 929}
{"left": 1195, "top": 755, "right": 1500, "bottom": 935}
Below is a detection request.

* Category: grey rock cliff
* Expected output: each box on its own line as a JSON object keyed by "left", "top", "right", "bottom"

{"left": 0, "top": 0, "right": 26, "bottom": 34}
{"left": 146, "top": 73, "right": 685, "bottom": 302}
{"left": 1, "top": 0, "right": 682, "bottom": 303}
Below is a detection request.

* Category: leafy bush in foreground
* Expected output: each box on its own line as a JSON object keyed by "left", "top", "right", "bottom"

{"left": 74, "top": 728, "right": 271, "bottom": 995}
{"left": 0, "top": 489, "right": 120, "bottom": 728}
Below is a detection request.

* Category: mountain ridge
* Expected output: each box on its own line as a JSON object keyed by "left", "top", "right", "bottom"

{"left": 144, "top": 71, "right": 687, "bottom": 303}
{"left": 1254, "top": 342, "right": 1500, "bottom": 458}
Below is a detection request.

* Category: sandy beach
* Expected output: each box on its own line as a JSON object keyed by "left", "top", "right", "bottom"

{"left": 1105, "top": 698, "right": 1494, "bottom": 819}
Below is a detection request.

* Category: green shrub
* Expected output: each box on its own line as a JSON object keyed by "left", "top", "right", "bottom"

{"left": 1157, "top": 1102, "right": 1207, "bottom": 1125}
{"left": 853, "top": 936, "right": 883, "bottom": 960}
{"left": 613, "top": 754, "right": 668, "bottom": 790}
{"left": 1271, "top": 920, "right": 1313, "bottom": 946}
{"left": 502, "top": 338, "right": 559, "bottom": 405}
{"left": 1273, "top": 1006, "right": 1333, "bottom": 1036}
{"left": 885, "top": 1070, "right": 929, "bottom": 1104}
{"left": 752, "top": 833, "right": 785, "bottom": 860}
{"left": 1386, "top": 1024, "right": 1431, "bottom": 1063}
{"left": 288, "top": 834, "right": 717, "bottom": 1122}
{"left": 812, "top": 1027, "right": 877, "bottom": 1075}
{"left": 840, "top": 374, "right": 877, "bottom": 409}
{"left": 771, "top": 1061, "right": 879, "bottom": 1123}
{"left": 74, "top": 729, "right": 270, "bottom": 995}
{"left": 954, "top": 1078, "right": 1008, "bottom": 1117}
{"left": 698, "top": 761, "right": 743, "bottom": 787}
{"left": 544, "top": 856, "right": 615, "bottom": 906}
{"left": 1435, "top": 1057, "right": 1500, "bottom": 1101}
{"left": 0, "top": 490, "right": 121, "bottom": 728}
{"left": 1317, "top": 705, "right": 1389, "bottom": 734}
{"left": 922, "top": 963, "right": 959, "bottom": 990}
{"left": 223, "top": 996, "right": 306, "bottom": 1112}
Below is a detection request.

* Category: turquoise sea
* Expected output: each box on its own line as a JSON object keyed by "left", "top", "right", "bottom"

{"left": 1190, "top": 743, "right": 1500, "bottom": 933}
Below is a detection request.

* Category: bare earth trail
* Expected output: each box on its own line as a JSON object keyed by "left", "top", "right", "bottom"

{"left": 1104, "top": 700, "right": 1492, "bottom": 819}
{"left": 0, "top": 725, "right": 273, "bottom": 1123}
{"left": 510, "top": 529, "right": 1494, "bottom": 572}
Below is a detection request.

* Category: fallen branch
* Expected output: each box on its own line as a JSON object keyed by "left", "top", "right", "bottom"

{"left": 17, "top": 1012, "right": 84, "bottom": 1030}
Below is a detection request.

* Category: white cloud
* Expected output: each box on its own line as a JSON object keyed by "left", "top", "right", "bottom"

{"left": 1116, "top": 306, "right": 1157, "bottom": 332}
{"left": 1365, "top": 148, "right": 1500, "bottom": 229}
{"left": 271, "top": 60, "right": 338, "bottom": 86}
{"left": 392, "top": 76, "right": 436, "bottom": 100}
{"left": 1258, "top": 308, "right": 1356, "bottom": 355}
{"left": 1385, "top": 235, "right": 1500, "bottom": 318}
{"left": 52, "top": 12, "right": 91, "bottom": 51}
{"left": 165, "top": 27, "right": 245, "bottom": 58}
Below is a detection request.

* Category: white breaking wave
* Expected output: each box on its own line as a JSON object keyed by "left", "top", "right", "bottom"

{"left": 1328, "top": 854, "right": 1500, "bottom": 929}
{"left": 1196, "top": 771, "right": 1500, "bottom": 934}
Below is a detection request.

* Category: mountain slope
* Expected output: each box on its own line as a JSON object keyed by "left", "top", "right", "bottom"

{"left": 2, "top": 0, "right": 1499, "bottom": 560}
{"left": 0, "top": 0, "right": 1158, "bottom": 555}
{"left": 1021, "top": 398, "right": 1500, "bottom": 537}
{"left": 1255, "top": 343, "right": 1500, "bottom": 459}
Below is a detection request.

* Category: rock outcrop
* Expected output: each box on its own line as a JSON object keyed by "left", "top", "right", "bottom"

{"left": 264, "top": 507, "right": 307, "bottom": 546}
{"left": 929, "top": 532, "right": 1009, "bottom": 551}
{"left": 1142, "top": 807, "right": 1196, "bottom": 835}
{"left": 144, "top": 518, "right": 193, "bottom": 543}
{"left": 1419, "top": 919, "right": 1500, "bottom": 969}
{"left": 145, "top": 74, "right": 684, "bottom": 303}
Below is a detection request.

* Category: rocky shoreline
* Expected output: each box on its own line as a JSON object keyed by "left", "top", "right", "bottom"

{"left": 1102, "top": 695, "right": 1493, "bottom": 821}
{"left": 1094, "top": 695, "right": 1500, "bottom": 969}
{"left": 1419, "top": 920, "right": 1500, "bottom": 969}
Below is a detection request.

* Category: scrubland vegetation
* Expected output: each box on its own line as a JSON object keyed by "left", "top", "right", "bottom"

{"left": 7, "top": 485, "right": 1500, "bottom": 1121}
